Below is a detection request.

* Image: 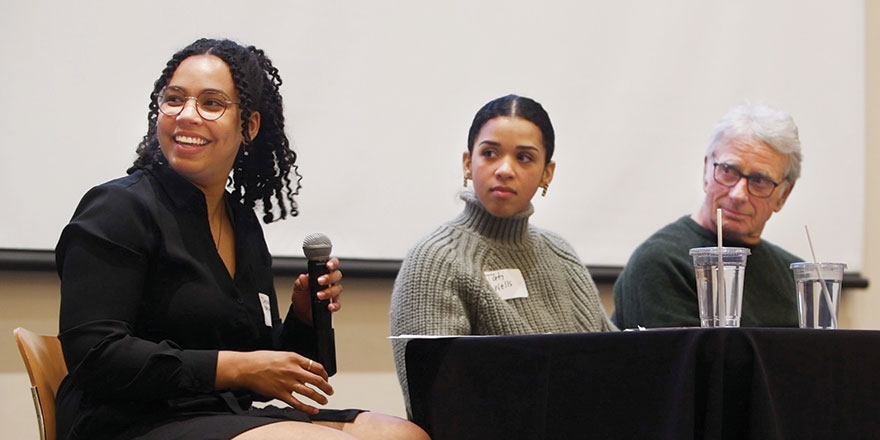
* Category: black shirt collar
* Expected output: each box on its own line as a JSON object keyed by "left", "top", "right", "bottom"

{"left": 144, "top": 161, "right": 210, "bottom": 210}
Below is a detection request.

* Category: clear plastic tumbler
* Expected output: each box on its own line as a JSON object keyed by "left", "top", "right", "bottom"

{"left": 689, "top": 247, "right": 751, "bottom": 327}
{"left": 790, "top": 262, "right": 846, "bottom": 329}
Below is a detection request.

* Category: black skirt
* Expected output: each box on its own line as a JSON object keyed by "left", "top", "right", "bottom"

{"left": 115, "top": 404, "right": 365, "bottom": 440}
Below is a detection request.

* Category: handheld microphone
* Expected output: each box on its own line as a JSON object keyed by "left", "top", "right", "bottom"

{"left": 302, "top": 233, "right": 337, "bottom": 376}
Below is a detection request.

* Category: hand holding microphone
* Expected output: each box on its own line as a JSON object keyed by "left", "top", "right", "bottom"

{"left": 302, "top": 233, "right": 338, "bottom": 376}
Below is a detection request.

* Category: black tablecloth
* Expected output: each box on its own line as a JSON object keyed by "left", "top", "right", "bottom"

{"left": 405, "top": 328, "right": 880, "bottom": 440}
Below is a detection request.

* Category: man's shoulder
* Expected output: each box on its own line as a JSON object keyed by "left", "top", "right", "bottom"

{"left": 757, "top": 238, "right": 803, "bottom": 264}
{"left": 615, "top": 217, "right": 705, "bottom": 287}
{"left": 613, "top": 216, "right": 704, "bottom": 328}
{"left": 632, "top": 216, "right": 707, "bottom": 258}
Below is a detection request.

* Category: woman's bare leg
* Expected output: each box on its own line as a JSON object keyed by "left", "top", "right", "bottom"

{"left": 232, "top": 421, "right": 358, "bottom": 440}
{"left": 316, "top": 412, "right": 430, "bottom": 440}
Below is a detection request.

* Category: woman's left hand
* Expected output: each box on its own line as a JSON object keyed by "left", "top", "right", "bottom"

{"left": 292, "top": 258, "right": 343, "bottom": 325}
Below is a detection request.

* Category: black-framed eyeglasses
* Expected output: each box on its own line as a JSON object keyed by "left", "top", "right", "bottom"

{"left": 157, "top": 87, "right": 240, "bottom": 121}
{"left": 713, "top": 162, "right": 786, "bottom": 198}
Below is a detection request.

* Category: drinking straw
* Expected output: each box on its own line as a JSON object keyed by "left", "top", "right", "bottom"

{"left": 804, "top": 225, "right": 838, "bottom": 329}
{"left": 716, "top": 209, "right": 726, "bottom": 325}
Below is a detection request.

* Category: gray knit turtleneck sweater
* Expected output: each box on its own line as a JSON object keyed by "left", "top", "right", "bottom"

{"left": 390, "top": 191, "right": 616, "bottom": 412}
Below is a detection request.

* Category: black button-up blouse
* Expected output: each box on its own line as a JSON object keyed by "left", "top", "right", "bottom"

{"left": 55, "top": 161, "right": 315, "bottom": 439}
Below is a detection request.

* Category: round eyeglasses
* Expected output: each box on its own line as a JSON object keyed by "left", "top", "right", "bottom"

{"left": 713, "top": 162, "right": 786, "bottom": 198}
{"left": 157, "top": 87, "right": 240, "bottom": 121}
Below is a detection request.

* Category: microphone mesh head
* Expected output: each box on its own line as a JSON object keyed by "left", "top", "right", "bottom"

{"left": 303, "top": 233, "right": 333, "bottom": 259}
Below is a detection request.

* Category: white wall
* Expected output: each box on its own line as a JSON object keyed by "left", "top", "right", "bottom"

{"left": 0, "top": 0, "right": 867, "bottom": 269}
{"left": 840, "top": 0, "right": 880, "bottom": 329}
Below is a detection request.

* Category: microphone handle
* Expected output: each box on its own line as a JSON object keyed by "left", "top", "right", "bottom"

{"left": 308, "top": 259, "right": 337, "bottom": 376}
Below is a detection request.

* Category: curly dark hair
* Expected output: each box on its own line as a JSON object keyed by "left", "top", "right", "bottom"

{"left": 467, "top": 94, "right": 555, "bottom": 163}
{"left": 128, "top": 38, "right": 302, "bottom": 223}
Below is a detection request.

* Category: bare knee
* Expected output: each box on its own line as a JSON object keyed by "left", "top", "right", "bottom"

{"left": 233, "top": 421, "right": 358, "bottom": 440}
{"left": 340, "top": 412, "right": 431, "bottom": 440}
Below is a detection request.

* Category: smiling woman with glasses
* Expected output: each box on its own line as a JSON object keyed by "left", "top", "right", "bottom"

{"left": 157, "top": 86, "right": 240, "bottom": 121}
{"left": 54, "top": 38, "right": 427, "bottom": 440}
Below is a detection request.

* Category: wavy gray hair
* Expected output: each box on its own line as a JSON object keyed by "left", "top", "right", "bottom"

{"left": 706, "top": 101, "right": 803, "bottom": 182}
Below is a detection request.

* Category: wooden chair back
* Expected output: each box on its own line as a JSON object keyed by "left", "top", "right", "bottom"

{"left": 13, "top": 327, "right": 68, "bottom": 440}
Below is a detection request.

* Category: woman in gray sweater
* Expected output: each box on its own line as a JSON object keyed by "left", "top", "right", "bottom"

{"left": 390, "top": 94, "right": 616, "bottom": 411}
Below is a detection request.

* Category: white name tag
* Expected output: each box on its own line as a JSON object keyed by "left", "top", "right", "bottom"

{"left": 258, "top": 293, "right": 272, "bottom": 327}
{"left": 483, "top": 268, "right": 528, "bottom": 300}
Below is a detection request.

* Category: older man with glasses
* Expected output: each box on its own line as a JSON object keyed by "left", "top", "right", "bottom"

{"left": 612, "top": 102, "right": 804, "bottom": 329}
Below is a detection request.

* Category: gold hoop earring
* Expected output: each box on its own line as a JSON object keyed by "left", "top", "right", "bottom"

{"left": 541, "top": 186, "right": 548, "bottom": 197}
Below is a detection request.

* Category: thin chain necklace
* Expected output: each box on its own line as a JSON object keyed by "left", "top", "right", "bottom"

{"left": 212, "top": 203, "right": 223, "bottom": 250}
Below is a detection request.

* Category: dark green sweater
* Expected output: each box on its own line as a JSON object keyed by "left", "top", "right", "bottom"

{"left": 612, "top": 216, "right": 802, "bottom": 329}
